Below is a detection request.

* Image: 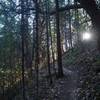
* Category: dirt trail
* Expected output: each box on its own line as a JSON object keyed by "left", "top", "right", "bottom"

{"left": 53, "top": 67, "right": 78, "bottom": 100}
{"left": 38, "top": 62, "right": 80, "bottom": 100}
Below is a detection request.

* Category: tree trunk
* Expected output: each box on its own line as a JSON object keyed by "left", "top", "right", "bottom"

{"left": 55, "top": 0, "right": 64, "bottom": 77}
{"left": 77, "top": 0, "right": 100, "bottom": 50}
{"left": 45, "top": 0, "right": 53, "bottom": 84}
{"left": 35, "top": 0, "right": 39, "bottom": 99}
{"left": 20, "top": 0, "right": 26, "bottom": 99}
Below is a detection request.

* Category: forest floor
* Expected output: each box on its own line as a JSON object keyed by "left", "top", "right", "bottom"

{"left": 3, "top": 48, "right": 100, "bottom": 100}
{"left": 40, "top": 48, "right": 100, "bottom": 100}
{"left": 44, "top": 67, "right": 78, "bottom": 100}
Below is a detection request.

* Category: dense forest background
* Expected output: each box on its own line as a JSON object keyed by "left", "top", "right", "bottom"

{"left": 0, "top": 0, "right": 100, "bottom": 100}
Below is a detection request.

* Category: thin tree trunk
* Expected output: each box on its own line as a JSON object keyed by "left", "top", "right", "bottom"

{"left": 35, "top": 0, "right": 39, "bottom": 99}
{"left": 49, "top": 19, "right": 57, "bottom": 77}
{"left": 45, "top": 0, "right": 53, "bottom": 84}
{"left": 55, "top": 0, "right": 64, "bottom": 77}
{"left": 20, "top": 0, "right": 26, "bottom": 99}
{"left": 68, "top": 0, "right": 73, "bottom": 49}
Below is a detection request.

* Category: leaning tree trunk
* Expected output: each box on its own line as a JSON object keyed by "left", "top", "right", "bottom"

{"left": 77, "top": 0, "right": 100, "bottom": 50}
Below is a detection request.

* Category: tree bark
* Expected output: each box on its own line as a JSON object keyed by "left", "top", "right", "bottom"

{"left": 77, "top": 0, "right": 100, "bottom": 50}
{"left": 45, "top": 0, "right": 53, "bottom": 84}
{"left": 20, "top": 0, "right": 26, "bottom": 99}
{"left": 55, "top": 0, "right": 64, "bottom": 77}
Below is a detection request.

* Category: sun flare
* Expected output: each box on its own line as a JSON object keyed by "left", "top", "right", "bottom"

{"left": 82, "top": 32, "right": 92, "bottom": 41}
